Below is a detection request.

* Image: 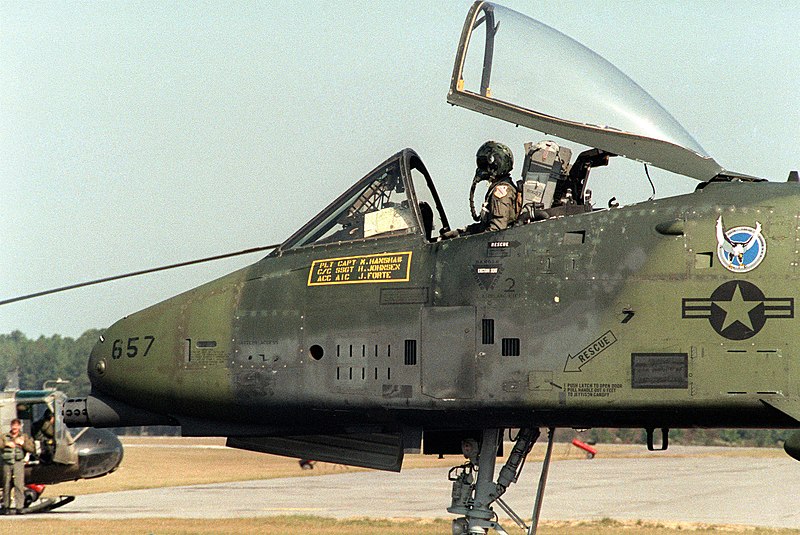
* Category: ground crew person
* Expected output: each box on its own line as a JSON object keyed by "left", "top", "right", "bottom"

{"left": 33, "top": 409, "right": 56, "bottom": 464}
{"left": 3, "top": 418, "right": 34, "bottom": 514}
{"left": 471, "top": 141, "right": 518, "bottom": 232}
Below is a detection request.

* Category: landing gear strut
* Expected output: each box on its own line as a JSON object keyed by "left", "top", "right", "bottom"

{"left": 448, "top": 427, "right": 556, "bottom": 535}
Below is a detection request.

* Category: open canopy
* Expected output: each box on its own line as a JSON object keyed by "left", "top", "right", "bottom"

{"left": 448, "top": 1, "right": 725, "bottom": 181}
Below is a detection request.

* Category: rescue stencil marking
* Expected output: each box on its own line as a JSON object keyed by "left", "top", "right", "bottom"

{"left": 682, "top": 280, "right": 793, "bottom": 340}
{"left": 715, "top": 216, "right": 766, "bottom": 273}
{"left": 308, "top": 252, "right": 412, "bottom": 286}
{"left": 564, "top": 331, "right": 617, "bottom": 372}
{"left": 487, "top": 240, "right": 520, "bottom": 258}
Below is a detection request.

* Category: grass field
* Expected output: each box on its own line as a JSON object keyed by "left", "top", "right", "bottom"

{"left": 5, "top": 438, "right": 796, "bottom": 535}
{"left": 5, "top": 517, "right": 800, "bottom": 535}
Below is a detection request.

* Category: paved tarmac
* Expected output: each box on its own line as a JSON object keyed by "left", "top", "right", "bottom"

{"left": 46, "top": 448, "right": 800, "bottom": 528}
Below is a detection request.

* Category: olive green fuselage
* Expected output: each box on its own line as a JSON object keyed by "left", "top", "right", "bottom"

{"left": 89, "top": 180, "right": 800, "bottom": 435}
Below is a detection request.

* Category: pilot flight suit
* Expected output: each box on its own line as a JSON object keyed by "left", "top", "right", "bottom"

{"left": 482, "top": 175, "right": 518, "bottom": 231}
{"left": 2, "top": 429, "right": 34, "bottom": 513}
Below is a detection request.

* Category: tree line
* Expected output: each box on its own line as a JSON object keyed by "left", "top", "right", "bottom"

{"left": 0, "top": 330, "right": 790, "bottom": 446}
{"left": 0, "top": 330, "right": 97, "bottom": 397}
{"left": 577, "top": 427, "right": 788, "bottom": 448}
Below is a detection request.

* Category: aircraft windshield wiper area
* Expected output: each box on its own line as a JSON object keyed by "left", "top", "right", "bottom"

{"left": 5, "top": 1, "right": 791, "bottom": 533}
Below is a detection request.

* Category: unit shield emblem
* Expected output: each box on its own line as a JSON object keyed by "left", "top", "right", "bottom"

{"left": 715, "top": 216, "right": 766, "bottom": 273}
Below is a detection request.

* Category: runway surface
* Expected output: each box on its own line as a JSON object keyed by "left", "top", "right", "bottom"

{"left": 50, "top": 448, "right": 800, "bottom": 528}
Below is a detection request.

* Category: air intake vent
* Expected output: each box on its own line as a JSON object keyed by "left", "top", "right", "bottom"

{"left": 481, "top": 319, "right": 495, "bottom": 345}
{"left": 501, "top": 338, "right": 520, "bottom": 356}
{"left": 404, "top": 340, "right": 417, "bottom": 365}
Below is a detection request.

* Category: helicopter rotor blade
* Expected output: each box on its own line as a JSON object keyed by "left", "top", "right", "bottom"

{"left": 0, "top": 243, "right": 281, "bottom": 307}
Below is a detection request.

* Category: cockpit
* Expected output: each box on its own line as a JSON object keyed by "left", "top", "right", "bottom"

{"left": 275, "top": 1, "right": 753, "bottom": 254}
{"left": 274, "top": 138, "right": 616, "bottom": 253}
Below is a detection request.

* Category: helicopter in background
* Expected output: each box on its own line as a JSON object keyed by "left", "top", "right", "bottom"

{"left": 3, "top": 1, "right": 799, "bottom": 533}
{"left": 1, "top": 376, "right": 122, "bottom": 513}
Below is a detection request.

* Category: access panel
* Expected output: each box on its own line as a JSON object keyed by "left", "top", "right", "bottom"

{"left": 420, "top": 306, "right": 477, "bottom": 399}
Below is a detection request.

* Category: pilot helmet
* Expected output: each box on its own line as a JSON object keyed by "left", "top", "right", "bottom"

{"left": 476, "top": 141, "right": 514, "bottom": 177}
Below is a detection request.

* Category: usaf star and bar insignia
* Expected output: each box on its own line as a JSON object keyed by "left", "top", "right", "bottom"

{"left": 682, "top": 280, "right": 794, "bottom": 340}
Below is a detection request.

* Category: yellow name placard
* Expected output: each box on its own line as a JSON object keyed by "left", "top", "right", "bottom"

{"left": 308, "top": 251, "right": 412, "bottom": 286}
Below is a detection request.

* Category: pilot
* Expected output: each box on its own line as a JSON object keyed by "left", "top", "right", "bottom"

{"left": 33, "top": 409, "right": 56, "bottom": 464}
{"left": 471, "top": 141, "right": 518, "bottom": 232}
{"left": 2, "top": 418, "right": 34, "bottom": 514}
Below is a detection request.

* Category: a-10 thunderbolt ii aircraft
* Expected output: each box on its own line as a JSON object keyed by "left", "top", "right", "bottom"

{"left": 5, "top": 1, "right": 791, "bottom": 533}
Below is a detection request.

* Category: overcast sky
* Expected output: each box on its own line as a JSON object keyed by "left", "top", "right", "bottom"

{"left": 2, "top": 1, "right": 798, "bottom": 338}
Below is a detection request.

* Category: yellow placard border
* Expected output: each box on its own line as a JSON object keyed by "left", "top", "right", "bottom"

{"left": 308, "top": 251, "right": 413, "bottom": 286}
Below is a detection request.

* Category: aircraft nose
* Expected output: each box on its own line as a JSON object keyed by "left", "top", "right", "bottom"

{"left": 87, "top": 335, "right": 109, "bottom": 387}
{"left": 75, "top": 427, "right": 124, "bottom": 479}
